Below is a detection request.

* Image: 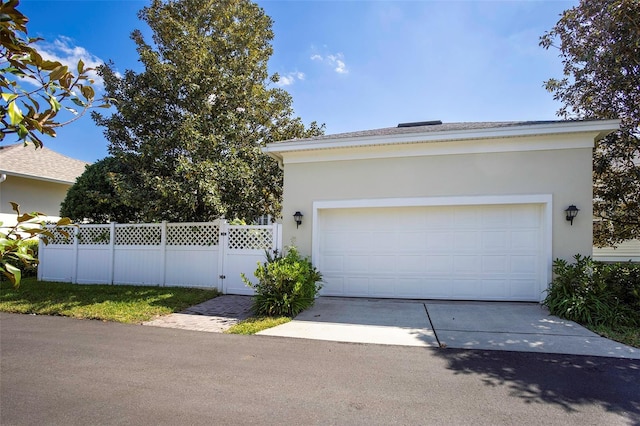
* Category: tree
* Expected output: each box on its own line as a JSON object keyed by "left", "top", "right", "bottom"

{"left": 60, "top": 157, "right": 140, "bottom": 223}
{"left": 0, "top": 0, "right": 104, "bottom": 286}
{"left": 540, "top": 0, "right": 640, "bottom": 246}
{"left": 92, "top": 0, "right": 323, "bottom": 223}
{"left": 0, "top": 0, "right": 110, "bottom": 147}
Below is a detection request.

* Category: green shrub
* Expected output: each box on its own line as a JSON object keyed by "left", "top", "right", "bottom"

{"left": 2, "top": 239, "right": 39, "bottom": 281}
{"left": 242, "top": 247, "right": 322, "bottom": 317}
{"left": 543, "top": 254, "right": 640, "bottom": 327}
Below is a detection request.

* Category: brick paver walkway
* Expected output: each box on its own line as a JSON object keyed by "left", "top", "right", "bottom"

{"left": 143, "top": 295, "right": 253, "bottom": 333}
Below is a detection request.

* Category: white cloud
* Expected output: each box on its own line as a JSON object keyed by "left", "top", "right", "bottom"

{"left": 310, "top": 52, "right": 348, "bottom": 75}
{"left": 276, "top": 71, "right": 305, "bottom": 87}
{"left": 327, "top": 54, "right": 348, "bottom": 74}
{"left": 38, "top": 36, "right": 107, "bottom": 88}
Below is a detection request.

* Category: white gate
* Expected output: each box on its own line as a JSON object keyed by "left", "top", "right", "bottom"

{"left": 37, "top": 220, "right": 282, "bottom": 295}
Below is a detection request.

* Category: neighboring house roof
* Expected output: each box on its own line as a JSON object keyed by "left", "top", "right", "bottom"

{"left": 0, "top": 143, "right": 89, "bottom": 184}
{"left": 264, "top": 119, "right": 621, "bottom": 164}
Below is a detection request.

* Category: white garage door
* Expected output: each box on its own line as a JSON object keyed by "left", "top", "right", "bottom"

{"left": 317, "top": 204, "right": 544, "bottom": 301}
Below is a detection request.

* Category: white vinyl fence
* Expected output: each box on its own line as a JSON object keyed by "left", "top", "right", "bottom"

{"left": 37, "top": 220, "right": 282, "bottom": 295}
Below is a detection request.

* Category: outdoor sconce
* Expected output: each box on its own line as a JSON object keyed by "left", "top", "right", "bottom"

{"left": 565, "top": 205, "right": 579, "bottom": 226}
{"left": 293, "top": 211, "right": 303, "bottom": 228}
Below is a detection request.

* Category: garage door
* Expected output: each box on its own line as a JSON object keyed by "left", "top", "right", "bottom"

{"left": 317, "top": 204, "right": 544, "bottom": 301}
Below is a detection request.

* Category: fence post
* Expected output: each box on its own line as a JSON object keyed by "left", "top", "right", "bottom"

{"left": 37, "top": 233, "right": 44, "bottom": 281}
{"left": 160, "top": 221, "right": 167, "bottom": 287}
{"left": 72, "top": 226, "right": 79, "bottom": 284}
{"left": 218, "top": 219, "right": 228, "bottom": 294}
{"left": 108, "top": 222, "right": 116, "bottom": 284}
{"left": 275, "top": 223, "right": 283, "bottom": 254}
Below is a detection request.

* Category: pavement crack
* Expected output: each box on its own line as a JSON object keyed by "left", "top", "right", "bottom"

{"left": 423, "top": 304, "right": 444, "bottom": 348}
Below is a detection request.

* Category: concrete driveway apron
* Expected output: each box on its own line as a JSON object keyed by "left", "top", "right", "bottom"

{"left": 258, "top": 297, "right": 640, "bottom": 359}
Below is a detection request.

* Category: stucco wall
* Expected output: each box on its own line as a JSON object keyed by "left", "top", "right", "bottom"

{"left": 0, "top": 175, "right": 70, "bottom": 217}
{"left": 280, "top": 142, "right": 593, "bottom": 264}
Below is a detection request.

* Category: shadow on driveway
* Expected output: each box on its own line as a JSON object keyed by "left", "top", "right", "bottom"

{"left": 431, "top": 348, "right": 640, "bottom": 423}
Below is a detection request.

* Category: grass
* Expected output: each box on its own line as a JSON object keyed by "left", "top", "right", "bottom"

{"left": 589, "top": 324, "right": 640, "bottom": 349}
{"left": 0, "top": 278, "right": 219, "bottom": 323}
{"left": 225, "top": 316, "right": 291, "bottom": 334}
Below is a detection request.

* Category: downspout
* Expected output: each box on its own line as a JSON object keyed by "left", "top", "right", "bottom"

{"left": 0, "top": 174, "right": 6, "bottom": 183}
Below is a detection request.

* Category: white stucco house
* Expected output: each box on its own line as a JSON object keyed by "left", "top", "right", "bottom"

{"left": 0, "top": 143, "right": 88, "bottom": 225}
{"left": 263, "top": 119, "right": 622, "bottom": 302}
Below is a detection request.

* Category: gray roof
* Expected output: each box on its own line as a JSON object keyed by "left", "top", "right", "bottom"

{"left": 0, "top": 143, "right": 89, "bottom": 184}
{"left": 275, "top": 120, "right": 575, "bottom": 144}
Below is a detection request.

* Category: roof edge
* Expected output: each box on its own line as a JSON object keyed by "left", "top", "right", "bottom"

{"left": 0, "top": 170, "right": 76, "bottom": 185}
{"left": 263, "top": 119, "right": 621, "bottom": 158}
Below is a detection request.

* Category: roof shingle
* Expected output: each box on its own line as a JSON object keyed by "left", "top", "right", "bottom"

{"left": 0, "top": 144, "right": 89, "bottom": 184}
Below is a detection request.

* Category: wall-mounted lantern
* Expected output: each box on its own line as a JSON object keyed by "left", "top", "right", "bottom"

{"left": 565, "top": 205, "right": 579, "bottom": 226}
{"left": 293, "top": 211, "right": 303, "bottom": 228}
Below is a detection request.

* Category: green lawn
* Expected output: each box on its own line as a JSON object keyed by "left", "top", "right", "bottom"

{"left": 589, "top": 324, "right": 640, "bottom": 349}
{"left": 0, "top": 278, "right": 219, "bottom": 323}
{"left": 225, "top": 316, "right": 291, "bottom": 334}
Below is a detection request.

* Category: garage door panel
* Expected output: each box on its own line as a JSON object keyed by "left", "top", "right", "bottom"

{"left": 454, "top": 209, "right": 481, "bottom": 228}
{"left": 425, "top": 255, "right": 452, "bottom": 272}
{"left": 510, "top": 279, "right": 539, "bottom": 299}
{"left": 370, "top": 278, "right": 395, "bottom": 297}
{"left": 482, "top": 279, "right": 509, "bottom": 298}
{"left": 424, "top": 209, "right": 452, "bottom": 228}
{"left": 318, "top": 204, "right": 544, "bottom": 301}
{"left": 482, "top": 209, "right": 510, "bottom": 228}
{"left": 482, "top": 255, "right": 508, "bottom": 273}
{"left": 344, "top": 255, "right": 369, "bottom": 273}
{"left": 511, "top": 206, "right": 541, "bottom": 226}
{"left": 396, "top": 278, "right": 423, "bottom": 298}
{"left": 426, "top": 232, "right": 453, "bottom": 250}
{"left": 510, "top": 256, "right": 538, "bottom": 273}
{"left": 422, "top": 279, "right": 453, "bottom": 298}
{"left": 397, "top": 232, "right": 427, "bottom": 251}
{"left": 453, "top": 255, "right": 481, "bottom": 273}
{"left": 322, "top": 255, "right": 344, "bottom": 273}
{"left": 452, "top": 279, "right": 482, "bottom": 298}
{"left": 322, "top": 275, "right": 345, "bottom": 295}
{"left": 511, "top": 230, "right": 539, "bottom": 250}
{"left": 482, "top": 231, "right": 509, "bottom": 250}
{"left": 454, "top": 231, "right": 481, "bottom": 250}
{"left": 322, "top": 232, "right": 350, "bottom": 252}
{"left": 350, "top": 233, "right": 374, "bottom": 251}
{"left": 370, "top": 255, "right": 396, "bottom": 273}
{"left": 345, "top": 277, "right": 369, "bottom": 296}
{"left": 395, "top": 255, "right": 425, "bottom": 274}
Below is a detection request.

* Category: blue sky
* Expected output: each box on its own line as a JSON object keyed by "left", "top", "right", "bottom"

{"left": 14, "top": 0, "right": 576, "bottom": 163}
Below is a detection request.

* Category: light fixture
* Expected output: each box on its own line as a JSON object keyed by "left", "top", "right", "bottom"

{"left": 293, "top": 211, "right": 303, "bottom": 228}
{"left": 565, "top": 205, "right": 579, "bottom": 226}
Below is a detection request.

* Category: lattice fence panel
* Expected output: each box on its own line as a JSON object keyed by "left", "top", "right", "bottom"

{"left": 227, "top": 227, "right": 273, "bottom": 250}
{"left": 45, "top": 226, "right": 75, "bottom": 245}
{"left": 167, "top": 223, "right": 219, "bottom": 246}
{"left": 77, "top": 226, "right": 111, "bottom": 245}
{"left": 115, "top": 225, "right": 161, "bottom": 246}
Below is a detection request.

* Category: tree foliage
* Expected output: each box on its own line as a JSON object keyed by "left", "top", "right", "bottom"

{"left": 1, "top": 0, "right": 104, "bottom": 287}
{"left": 1, "top": 202, "right": 72, "bottom": 287}
{"left": 60, "top": 157, "right": 140, "bottom": 223}
{"left": 92, "top": 0, "right": 323, "bottom": 223}
{"left": 540, "top": 0, "right": 640, "bottom": 246}
{"left": 0, "top": 0, "right": 110, "bottom": 147}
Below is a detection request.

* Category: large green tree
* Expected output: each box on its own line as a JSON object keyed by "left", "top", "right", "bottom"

{"left": 92, "top": 0, "right": 323, "bottom": 223}
{"left": 60, "top": 157, "right": 140, "bottom": 223}
{"left": 540, "top": 0, "right": 640, "bottom": 246}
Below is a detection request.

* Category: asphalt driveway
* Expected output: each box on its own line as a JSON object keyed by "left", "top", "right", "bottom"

{"left": 3, "top": 313, "right": 639, "bottom": 425}
{"left": 258, "top": 297, "right": 640, "bottom": 359}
